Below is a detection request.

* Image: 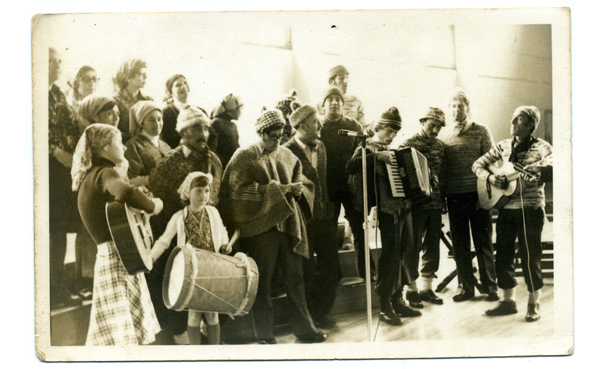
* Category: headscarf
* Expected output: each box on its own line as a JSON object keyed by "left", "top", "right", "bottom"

{"left": 419, "top": 107, "right": 446, "bottom": 127}
{"left": 176, "top": 105, "right": 211, "bottom": 133}
{"left": 214, "top": 93, "right": 242, "bottom": 118}
{"left": 255, "top": 109, "right": 286, "bottom": 133}
{"left": 289, "top": 102, "right": 318, "bottom": 129}
{"left": 129, "top": 101, "right": 162, "bottom": 136}
{"left": 511, "top": 106, "right": 541, "bottom": 132}
{"left": 275, "top": 90, "right": 299, "bottom": 119}
{"left": 178, "top": 171, "right": 214, "bottom": 201}
{"left": 71, "top": 124, "right": 121, "bottom": 191}
{"left": 78, "top": 95, "right": 116, "bottom": 124}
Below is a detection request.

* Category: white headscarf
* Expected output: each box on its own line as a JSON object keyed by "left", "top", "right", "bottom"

{"left": 71, "top": 123, "right": 121, "bottom": 191}
{"left": 177, "top": 171, "right": 213, "bottom": 201}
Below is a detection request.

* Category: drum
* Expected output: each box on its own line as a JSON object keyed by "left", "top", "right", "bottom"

{"left": 162, "top": 246, "right": 259, "bottom": 316}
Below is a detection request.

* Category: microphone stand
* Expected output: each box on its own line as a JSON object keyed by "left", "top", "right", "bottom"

{"left": 360, "top": 136, "right": 373, "bottom": 342}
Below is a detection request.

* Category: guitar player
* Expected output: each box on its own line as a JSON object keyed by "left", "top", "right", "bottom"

{"left": 472, "top": 106, "right": 553, "bottom": 322}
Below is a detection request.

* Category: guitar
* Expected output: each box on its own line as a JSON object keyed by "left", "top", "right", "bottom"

{"left": 477, "top": 155, "right": 552, "bottom": 210}
{"left": 106, "top": 190, "right": 155, "bottom": 275}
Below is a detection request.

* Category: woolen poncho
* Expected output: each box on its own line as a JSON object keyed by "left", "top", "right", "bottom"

{"left": 219, "top": 142, "right": 313, "bottom": 258}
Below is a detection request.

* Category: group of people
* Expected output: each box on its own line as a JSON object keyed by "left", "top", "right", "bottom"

{"left": 48, "top": 45, "right": 553, "bottom": 347}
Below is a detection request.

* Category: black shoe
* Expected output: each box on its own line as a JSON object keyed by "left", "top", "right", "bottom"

{"left": 392, "top": 298, "right": 422, "bottom": 317}
{"left": 257, "top": 338, "right": 277, "bottom": 344}
{"left": 313, "top": 315, "right": 337, "bottom": 329}
{"left": 296, "top": 331, "right": 327, "bottom": 343}
{"left": 78, "top": 287, "right": 93, "bottom": 300}
{"left": 379, "top": 299, "right": 402, "bottom": 326}
{"left": 486, "top": 292, "right": 500, "bottom": 301}
{"left": 525, "top": 303, "right": 541, "bottom": 322}
{"left": 419, "top": 289, "right": 443, "bottom": 305}
{"left": 452, "top": 290, "right": 474, "bottom": 302}
{"left": 406, "top": 291, "right": 424, "bottom": 309}
{"left": 485, "top": 300, "right": 518, "bottom": 316}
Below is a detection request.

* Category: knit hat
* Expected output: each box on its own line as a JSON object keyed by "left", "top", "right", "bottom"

{"left": 275, "top": 89, "right": 299, "bottom": 118}
{"left": 512, "top": 106, "right": 541, "bottom": 132}
{"left": 214, "top": 93, "right": 243, "bottom": 118}
{"left": 328, "top": 65, "right": 349, "bottom": 80}
{"left": 419, "top": 107, "right": 446, "bottom": 126}
{"left": 322, "top": 86, "right": 345, "bottom": 105}
{"left": 176, "top": 105, "right": 210, "bottom": 133}
{"left": 378, "top": 107, "right": 402, "bottom": 130}
{"left": 129, "top": 101, "right": 162, "bottom": 136}
{"left": 178, "top": 171, "right": 213, "bottom": 201}
{"left": 255, "top": 109, "right": 286, "bottom": 133}
{"left": 289, "top": 102, "right": 318, "bottom": 129}
{"left": 450, "top": 88, "right": 470, "bottom": 107}
{"left": 78, "top": 95, "right": 116, "bottom": 124}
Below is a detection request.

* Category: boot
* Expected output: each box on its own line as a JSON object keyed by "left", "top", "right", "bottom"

{"left": 392, "top": 296, "right": 422, "bottom": 317}
{"left": 379, "top": 296, "right": 402, "bottom": 326}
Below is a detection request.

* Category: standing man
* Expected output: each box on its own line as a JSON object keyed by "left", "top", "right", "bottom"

{"left": 284, "top": 103, "right": 339, "bottom": 328}
{"left": 219, "top": 109, "right": 326, "bottom": 344}
{"left": 439, "top": 89, "right": 498, "bottom": 302}
{"left": 147, "top": 106, "right": 223, "bottom": 344}
{"left": 318, "top": 65, "right": 366, "bottom": 127}
{"left": 472, "top": 106, "right": 552, "bottom": 321}
{"left": 48, "top": 48, "right": 83, "bottom": 308}
{"left": 319, "top": 86, "right": 374, "bottom": 280}
{"left": 401, "top": 107, "right": 447, "bottom": 307}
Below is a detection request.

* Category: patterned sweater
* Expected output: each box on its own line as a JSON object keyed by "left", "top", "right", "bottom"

{"left": 439, "top": 122, "right": 494, "bottom": 194}
{"left": 401, "top": 131, "right": 446, "bottom": 210}
{"left": 472, "top": 136, "right": 553, "bottom": 210}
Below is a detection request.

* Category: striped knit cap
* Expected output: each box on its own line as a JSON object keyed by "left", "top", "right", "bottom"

{"left": 379, "top": 107, "right": 402, "bottom": 129}
{"left": 176, "top": 105, "right": 210, "bottom": 133}
{"left": 255, "top": 109, "right": 286, "bottom": 133}
{"left": 419, "top": 107, "right": 446, "bottom": 126}
{"left": 512, "top": 106, "right": 541, "bottom": 132}
{"left": 450, "top": 89, "right": 470, "bottom": 107}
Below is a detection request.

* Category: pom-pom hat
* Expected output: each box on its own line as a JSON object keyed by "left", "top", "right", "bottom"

{"left": 511, "top": 106, "right": 541, "bottom": 132}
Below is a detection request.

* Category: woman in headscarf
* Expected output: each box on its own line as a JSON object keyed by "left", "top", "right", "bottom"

{"left": 67, "top": 66, "right": 99, "bottom": 111}
{"left": 125, "top": 101, "right": 171, "bottom": 187}
{"left": 113, "top": 59, "right": 153, "bottom": 143}
{"left": 210, "top": 93, "right": 243, "bottom": 168}
{"left": 71, "top": 123, "right": 163, "bottom": 345}
{"left": 161, "top": 74, "right": 218, "bottom": 152}
{"left": 78, "top": 95, "right": 120, "bottom": 128}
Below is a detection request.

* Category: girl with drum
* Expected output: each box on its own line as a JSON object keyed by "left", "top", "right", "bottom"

{"left": 151, "top": 172, "right": 232, "bottom": 345}
{"left": 71, "top": 123, "right": 164, "bottom": 345}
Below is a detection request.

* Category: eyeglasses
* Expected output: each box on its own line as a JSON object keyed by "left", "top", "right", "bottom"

{"left": 81, "top": 76, "right": 99, "bottom": 83}
{"left": 267, "top": 133, "right": 283, "bottom": 140}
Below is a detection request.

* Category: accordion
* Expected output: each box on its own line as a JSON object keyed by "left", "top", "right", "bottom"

{"left": 385, "top": 147, "right": 431, "bottom": 203}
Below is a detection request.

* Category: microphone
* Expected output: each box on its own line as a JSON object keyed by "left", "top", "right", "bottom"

{"left": 338, "top": 129, "right": 368, "bottom": 138}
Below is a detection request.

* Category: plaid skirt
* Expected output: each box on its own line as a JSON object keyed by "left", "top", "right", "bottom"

{"left": 86, "top": 241, "right": 161, "bottom": 346}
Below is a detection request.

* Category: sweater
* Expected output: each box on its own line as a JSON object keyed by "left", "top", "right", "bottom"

{"left": 211, "top": 114, "right": 240, "bottom": 168}
{"left": 319, "top": 115, "right": 363, "bottom": 199}
{"left": 77, "top": 157, "right": 156, "bottom": 245}
{"left": 219, "top": 142, "right": 312, "bottom": 258}
{"left": 283, "top": 136, "right": 332, "bottom": 223}
{"left": 439, "top": 122, "right": 494, "bottom": 194}
{"left": 113, "top": 89, "right": 153, "bottom": 144}
{"left": 124, "top": 134, "right": 172, "bottom": 180}
{"left": 472, "top": 136, "right": 553, "bottom": 210}
{"left": 401, "top": 131, "right": 447, "bottom": 210}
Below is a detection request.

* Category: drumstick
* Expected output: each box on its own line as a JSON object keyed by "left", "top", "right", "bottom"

{"left": 226, "top": 229, "right": 240, "bottom": 251}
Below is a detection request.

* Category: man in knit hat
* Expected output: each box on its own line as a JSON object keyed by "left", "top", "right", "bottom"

{"left": 400, "top": 107, "right": 447, "bottom": 307}
{"left": 473, "top": 106, "right": 552, "bottom": 322}
{"left": 317, "top": 65, "right": 366, "bottom": 126}
{"left": 283, "top": 103, "right": 339, "bottom": 328}
{"left": 319, "top": 86, "right": 369, "bottom": 273}
{"left": 146, "top": 106, "right": 223, "bottom": 344}
{"left": 219, "top": 109, "right": 326, "bottom": 344}
{"left": 439, "top": 89, "right": 498, "bottom": 303}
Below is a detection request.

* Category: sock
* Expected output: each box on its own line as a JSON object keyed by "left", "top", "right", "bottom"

{"left": 502, "top": 288, "right": 516, "bottom": 302}
{"left": 530, "top": 289, "right": 542, "bottom": 304}
{"left": 187, "top": 325, "right": 202, "bottom": 345}
{"left": 421, "top": 276, "right": 433, "bottom": 292}
{"left": 407, "top": 280, "right": 418, "bottom": 292}
{"left": 206, "top": 323, "right": 221, "bottom": 345}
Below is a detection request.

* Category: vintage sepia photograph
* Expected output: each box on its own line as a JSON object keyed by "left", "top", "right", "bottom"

{"left": 30, "top": 4, "right": 575, "bottom": 364}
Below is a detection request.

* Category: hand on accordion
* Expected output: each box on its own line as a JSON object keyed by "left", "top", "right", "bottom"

{"left": 375, "top": 151, "right": 394, "bottom": 164}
